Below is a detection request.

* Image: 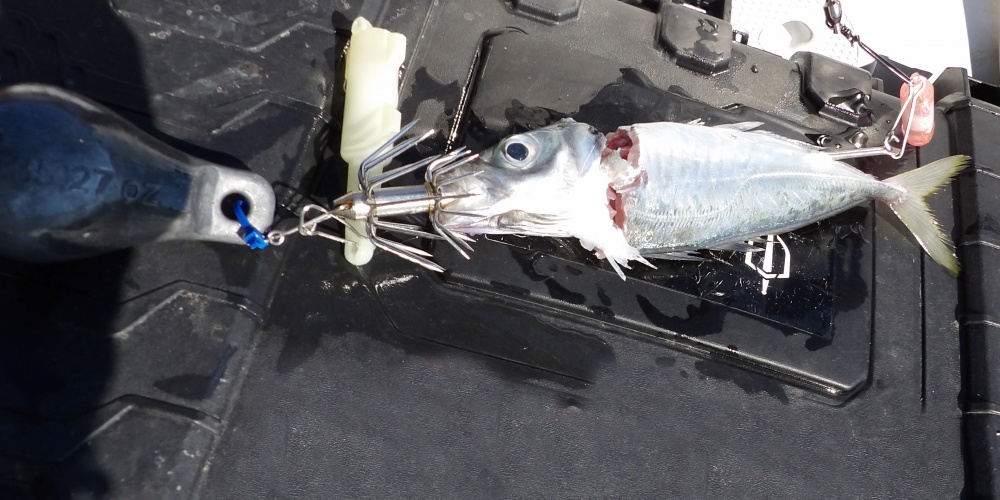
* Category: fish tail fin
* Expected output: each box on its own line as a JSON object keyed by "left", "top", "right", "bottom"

{"left": 883, "top": 155, "right": 970, "bottom": 275}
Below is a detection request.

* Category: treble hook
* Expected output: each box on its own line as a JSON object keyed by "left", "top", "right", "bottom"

{"left": 264, "top": 121, "right": 481, "bottom": 273}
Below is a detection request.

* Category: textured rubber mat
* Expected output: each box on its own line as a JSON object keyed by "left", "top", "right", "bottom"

{"left": 0, "top": 0, "right": 336, "bottom": 496}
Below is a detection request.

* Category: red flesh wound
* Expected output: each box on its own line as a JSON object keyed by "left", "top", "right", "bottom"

{"left": 605, "top": 130, "right": 633, "bottom": 160}
{"left": 603, "top": 129, "right": 635, "bottom": 230}
{"left": 608, "top": 187, "right": 626, "bottom": 230}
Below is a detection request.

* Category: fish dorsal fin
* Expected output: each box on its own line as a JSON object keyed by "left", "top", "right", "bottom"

{"left": 709, "top": 121, "right": 826, "bottom": 151}
{"left": 749, "top": 129, "right": 826, "bottom": 151}
{"left": 713, "top": 121, "right": 764, "bottom": 131}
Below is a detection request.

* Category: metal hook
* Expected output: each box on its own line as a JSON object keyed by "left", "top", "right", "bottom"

{"left": 264, "top": 121, "right": 480, "bottom": 273}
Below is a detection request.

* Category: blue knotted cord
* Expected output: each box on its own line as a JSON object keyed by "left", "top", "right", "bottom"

{"left": 234, "top": 199, "right": 268, "bottom": 249}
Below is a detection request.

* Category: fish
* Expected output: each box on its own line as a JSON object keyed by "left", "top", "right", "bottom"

{"left": 434, "top": 118, "right": 969, "bottom": 280}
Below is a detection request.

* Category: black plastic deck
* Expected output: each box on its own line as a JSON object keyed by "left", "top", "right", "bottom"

{"left": 0, "top": 0, "right": 992, "bottom": 498}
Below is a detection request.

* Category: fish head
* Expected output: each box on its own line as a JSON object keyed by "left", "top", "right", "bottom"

{"left": 435, "top": 118, "right": 606, "bottom": 236}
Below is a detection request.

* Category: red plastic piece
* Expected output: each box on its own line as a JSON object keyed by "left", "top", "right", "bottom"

{"left": 899, "top": 73, "right": 935, "bottom": 147}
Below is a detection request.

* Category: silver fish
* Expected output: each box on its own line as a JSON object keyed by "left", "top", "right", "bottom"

{"left": 435, "top": 118, "right": 968, "bottom": 279}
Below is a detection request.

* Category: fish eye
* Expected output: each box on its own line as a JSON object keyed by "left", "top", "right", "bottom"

{"left": 499, "top": 136, "right": 537, "bottom": 168}
{"left": 505, "top": 142, "right": 529, "bottom": 161}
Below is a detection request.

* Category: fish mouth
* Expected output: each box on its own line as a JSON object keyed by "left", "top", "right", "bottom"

{"left": 602, "top": 127, "right": 644, "bottom": 232}
{"left": 432, "top": 157, "right": 497, "bottom": 232}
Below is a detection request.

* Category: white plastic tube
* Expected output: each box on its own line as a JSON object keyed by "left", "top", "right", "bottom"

{"left": 340, "top": 17, "right": 406, "bottom": 266}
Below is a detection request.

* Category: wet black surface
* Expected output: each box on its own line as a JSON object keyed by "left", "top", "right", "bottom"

{"left": 199, "top": 232, "right": 963, "bottom": 498}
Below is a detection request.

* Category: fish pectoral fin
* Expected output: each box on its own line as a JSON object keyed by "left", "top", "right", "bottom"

{"left": 639, "top": 250, "right": 708, "bottom": 261}
{"left": 497, "top": 211, "right": 567, "bottom": 233}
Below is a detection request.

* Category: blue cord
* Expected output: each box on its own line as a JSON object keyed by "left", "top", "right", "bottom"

{"left": 234, "top": 199, "right": 269, "bottom": 249}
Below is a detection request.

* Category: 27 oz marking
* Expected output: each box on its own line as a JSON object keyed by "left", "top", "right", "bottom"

{"left": 121, "top": 180, "right": 161, "bottom": 203}
{"left": 66, "top": 166, "right": 114, "bottom": 195}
